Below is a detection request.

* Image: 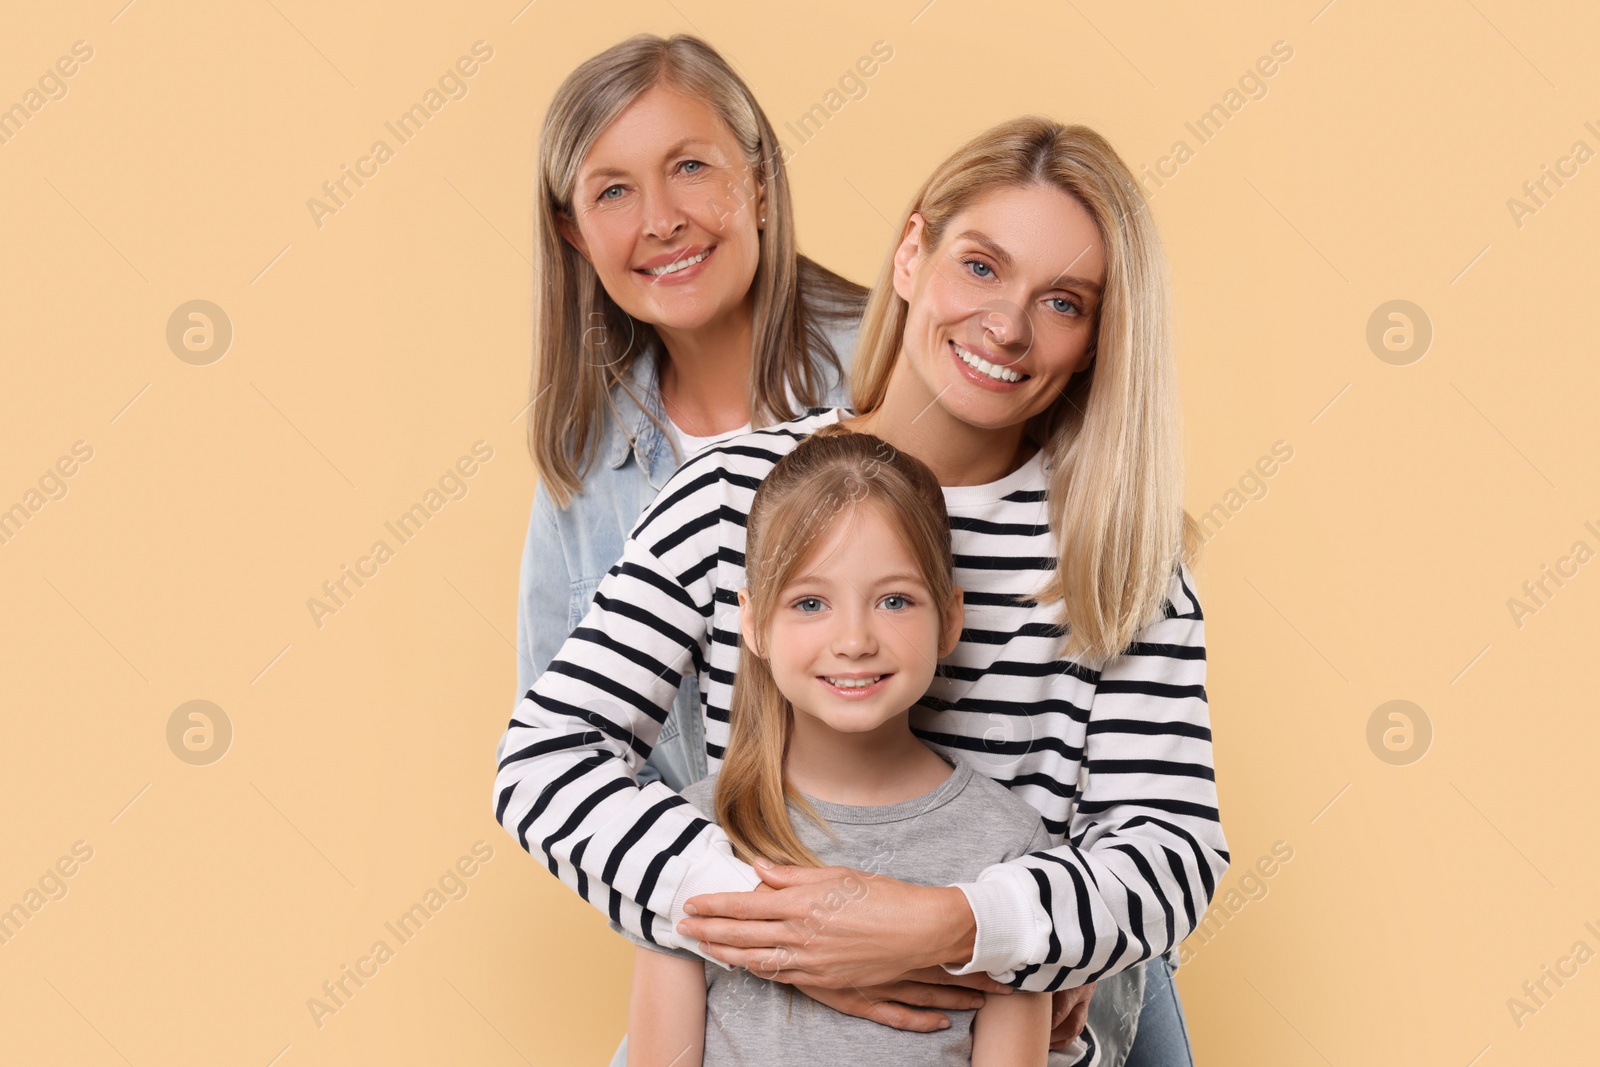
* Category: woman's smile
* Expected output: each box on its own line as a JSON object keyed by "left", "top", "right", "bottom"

{"left": 637, "top": 243, "right": 717, "bottom": 284}
{"left": 949, "top": 339, "right": 1028, "bottom": 388}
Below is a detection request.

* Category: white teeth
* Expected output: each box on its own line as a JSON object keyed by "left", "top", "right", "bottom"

{"left": 825, "top": 676, "right": 882, "bottom": 689}
{"left": 953, "top": 341, "right": 1023, "bottom": 383}
{"left": 646, "top": 249, "right": 711, "bottom": 276}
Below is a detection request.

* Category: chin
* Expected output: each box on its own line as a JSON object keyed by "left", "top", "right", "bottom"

{"left": 644, "top": 294, "right": 741, "bottom": 333}
{"left": 935, "top": 385, "right": 1037, "bottom": 429}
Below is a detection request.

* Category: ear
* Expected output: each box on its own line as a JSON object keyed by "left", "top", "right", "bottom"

{"left": 737, "top": 588, "right": 763, "bottom": 657}
{"left": 555, "top": 211, "right": 591, "bottom": 264}
{"left": 938, "top": 586, "right": 965, "bottom": 658}
{"left": 891, "top": 212, "right": 927, "bottom": 304}
{"left": 755, "top": 180, "right": 768, "bottom": 231}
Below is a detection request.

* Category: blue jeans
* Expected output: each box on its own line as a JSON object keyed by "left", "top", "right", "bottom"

{"left": 1123, "top": 956, "right": 1195, "bottom": 1067}
{"left": 608, "top": 955, "right": 1194, "bottom": 1065}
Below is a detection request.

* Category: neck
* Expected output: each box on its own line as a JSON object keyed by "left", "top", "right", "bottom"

{"left": 845, "top": 350, "right": 1036, "bottom": 486}
{"left": 783, "top": 709, "right": 952, "bottom": 806}
{"left": 655, "top": 296, "right": 757, "bottom": 437}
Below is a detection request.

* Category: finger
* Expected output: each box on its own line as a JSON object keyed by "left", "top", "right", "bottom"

{"left": 883, "top": 982, "right": 985, "bottom": 1011}
{"left": 1063, "top": 999, "right": 1090, "bottom": 1040}
{"left": 677, "top": 916, "right": 792, "bottom": 948}
{"left": 902, "top": 966, "right": 1012, "bottom": 994}
{"left": 795, "top": 984, "right": 952, "bottom": 1033}
{"left": 752, "top": 862, "right": 855, "bottom": 890}
{"left": 702, "top": 943, "right": 820, "bottom": 984}
{"left": 1049, "top": 1002, "right": 1090, "bottom": 1047}
{"left": 683, "top": 890, "right": 791, "bottom": 920}
{"left": 856, "top": 999, "right": 952, "bottom": 1033}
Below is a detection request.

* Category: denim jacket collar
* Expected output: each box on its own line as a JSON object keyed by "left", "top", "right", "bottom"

{"left": 603, "top": 345, "right": 675, "bottom": 488}
{"left": 602, "top": 320, "right": 856, "bottom": 489}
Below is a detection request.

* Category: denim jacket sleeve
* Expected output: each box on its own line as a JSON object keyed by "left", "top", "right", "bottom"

{"left": 501, "top": 480, "right": 567, "bottom": 764}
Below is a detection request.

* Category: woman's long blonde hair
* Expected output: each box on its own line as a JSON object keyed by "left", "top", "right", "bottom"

{"left": 528, "top": 34, "right": 866, "bottom": 506}
{"left": 851, "top": 117, "right": 1202, "bottom": 665}
{"left": 717, "top": 425, "right": 957, "bottom": 868}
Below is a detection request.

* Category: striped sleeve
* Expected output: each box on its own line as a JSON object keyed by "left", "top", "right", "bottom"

{"left": 948, "top": 562, "right": 1229, "bottom": 992}
{"left": 490, "top": 454, "right": 762, "bottom": 957}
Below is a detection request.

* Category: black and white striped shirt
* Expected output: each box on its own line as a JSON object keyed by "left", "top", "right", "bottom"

{"left": 493, "top": 408, "right": 1229, "bottom": 991}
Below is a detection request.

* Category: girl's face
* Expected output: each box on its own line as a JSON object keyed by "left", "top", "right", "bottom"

{"left": 890, "top": 183, "right": 1106, "bottom": 432}
{"left": 558, "top": 83, "right": 766, "bottom": 337}
{"left": 738, "top": 502, "right": 963, "bottom": 739}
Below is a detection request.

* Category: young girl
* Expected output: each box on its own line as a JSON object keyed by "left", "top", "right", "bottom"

{"left": 619, "top": 427, "right": 1055, "bottom": 1066}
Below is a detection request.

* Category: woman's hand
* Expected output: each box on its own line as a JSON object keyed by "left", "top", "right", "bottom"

{"left": 794, "top": 971, "right": 998, "bottom": 1033}
{"left": 1048, "top": 982, "right": 1097, "bottom": 1050}
{"left": 679, "top": 862, "right": 977, "bottom": 989}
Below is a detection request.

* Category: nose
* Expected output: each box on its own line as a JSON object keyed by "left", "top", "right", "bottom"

{"left": 640, "top": 179, "right": 685, "bottom": 242}
{"left": 980, "top": 299, "right": 1034, "bottom": 354}
{"left": 830, "top": 603, "right": 879, "bottom": 658}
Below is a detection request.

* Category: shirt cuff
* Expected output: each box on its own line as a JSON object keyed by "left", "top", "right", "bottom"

{"left": 941, "top": 867, "right": 1053, "bottom": 979}
{"left": 662, "top": 839, "right": 763, "bottom": 969}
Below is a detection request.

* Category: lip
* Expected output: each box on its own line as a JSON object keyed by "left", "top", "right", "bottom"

{"left": 816, "top": 673, "right": 892, "bottom": 700}
{"left": 636, "top": 244, "right": 715, "bottom": 283}
{"left": 949, "top": 339, "right": 1029, "bottom": 391}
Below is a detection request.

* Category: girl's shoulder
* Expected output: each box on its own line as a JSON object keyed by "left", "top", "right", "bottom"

{"left": 679, "top": 775, "right": 718, "bottom": 818}
{"left": 942, "top": 757, "right": 1054, "bottom": 849}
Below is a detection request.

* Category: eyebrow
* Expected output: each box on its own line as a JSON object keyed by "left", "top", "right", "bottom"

{"left": 581, "top": 138, "right": 718, "bottom": 183}
{"left": 787, "top": 572, "right": 931, "bottom": 590}
{"left": 954, "top": 229, "right": 1104, "bottom": 295}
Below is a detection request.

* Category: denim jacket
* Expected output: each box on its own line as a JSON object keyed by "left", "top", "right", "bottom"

{"left": 504, "top": 318, "right": 860, "bottom": 787}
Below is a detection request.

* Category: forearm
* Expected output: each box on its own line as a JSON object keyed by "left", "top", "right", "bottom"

{"left": 493, "top": 706, "right": 760, "bottom": 953}
{"left": 943, "top": 769, "right": 1227, "bottom": 992}
{"left": 971, "top": 989, "right": 1050, "bottom": 1065}
{"left": 627, "top": 948, "right": 705, "bottom": 1067}
{"left": 971, "top": 564, "right": 1227, "bottom": 991}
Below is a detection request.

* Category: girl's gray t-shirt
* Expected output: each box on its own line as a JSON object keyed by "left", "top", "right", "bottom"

{"left": 614, "top": 751, "right": 1063, "bottom": 1066}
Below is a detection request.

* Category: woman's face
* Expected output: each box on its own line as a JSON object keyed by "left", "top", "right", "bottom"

{"left": 890, "top": 183, "right": 1106, "bottom": 432}
{"left": 559, "top": 83, "right": 765, "bottom": 337}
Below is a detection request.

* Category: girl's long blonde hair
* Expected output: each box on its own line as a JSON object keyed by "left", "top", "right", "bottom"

{"left": 528, "top": 34, "right": 866, "bottom": 506}
{"left": 851, "top": 117, "right": 1202, "bottom": 665}
{"left": 717, "top": 425, "right": 956, "bottom": 868}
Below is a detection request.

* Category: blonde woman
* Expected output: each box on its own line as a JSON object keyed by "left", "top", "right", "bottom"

{"left": 496, "top": 117, "right": 1227, "bottom": 1063}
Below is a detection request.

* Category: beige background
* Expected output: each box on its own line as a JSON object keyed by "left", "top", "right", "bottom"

{"left": 2, "top": 0, "right": 1596, "bottom": 1063}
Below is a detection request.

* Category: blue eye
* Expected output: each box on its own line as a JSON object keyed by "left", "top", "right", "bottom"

{"left": 965, "top": 260, "right": 994, "bottom": 279}
{"left": 1049, "top": 296, "right": 1080, "bottom": 315}
{"left": 599, "top": 184, "right": 624, "bottom": 201}
{"left": 795, "top": 596, "right": 825, "bottom": 613}
{"left": 681, "top": 160, "right": 705, "bottom": 174}
{"left": 880, "top": 594, "right": 911, "bottom": 610}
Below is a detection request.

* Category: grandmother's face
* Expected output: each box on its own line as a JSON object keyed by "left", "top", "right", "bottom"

{"left": 890, "top": 183, "right": 1105, "bottom": 432}
{"left": 559, "top": 84, "right": 765, "bottom": 338}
